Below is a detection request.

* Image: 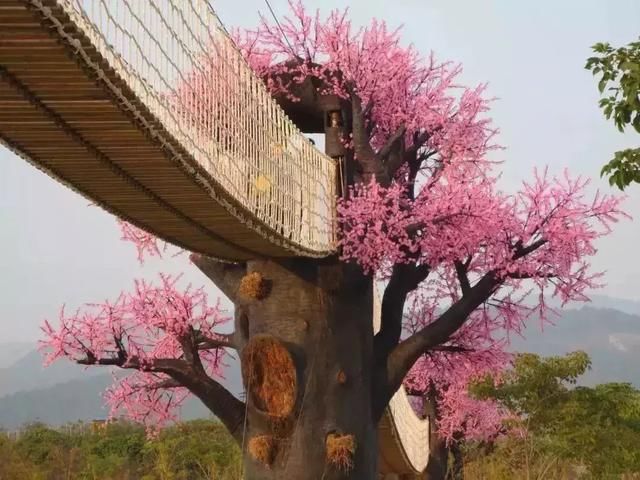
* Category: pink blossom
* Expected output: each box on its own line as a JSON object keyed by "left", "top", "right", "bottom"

{"left": 40, "top": 274, "right": 230, "bottom": 428}
{"left": 117, "top": 220, "right": 166, "bottom": 264}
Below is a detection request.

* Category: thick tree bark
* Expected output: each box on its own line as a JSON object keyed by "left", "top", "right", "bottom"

{"left": 421, "top": 391, "right": 448, "bottom": 480}
{"left": 424, "top": 438, "right": 448, "bottom": 480}
{"left": 217, "top": 257, "right": 378, "bottom": 479}
{"left": 449, "top": 443, "right": 464, "bottom": 480}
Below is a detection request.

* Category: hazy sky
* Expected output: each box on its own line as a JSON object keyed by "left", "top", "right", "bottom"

{"left": 1, "top": 0, "right": 639, "bottom": 343}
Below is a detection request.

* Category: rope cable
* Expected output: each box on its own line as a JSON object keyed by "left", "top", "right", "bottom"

{"left": 262, "top": 0, "right": 297, "bottom": 58}
{"left": 238, "top": 345, "right": 254, "bottom": 478}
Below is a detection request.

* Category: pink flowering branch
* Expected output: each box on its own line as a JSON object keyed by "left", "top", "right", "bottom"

{"left": 117, "top": 220, "right": 167, "bottom": 264}
{"left": 233, "top": 1, "right": 497, "bottom": 192}
{"left": 363, "top": 168, "right": 626, "bottom": 417}
{"left": 404, "top": 306, "right": 514, "bottom": 444}
{"left": 40, "top": 274, "right": 245, "bottom": 441}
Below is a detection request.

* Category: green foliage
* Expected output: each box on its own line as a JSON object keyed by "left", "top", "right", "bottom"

{"left": 472, "top": 351, "right": 591, "bottom": 420}
{"left": 3, "top": 369, "right": 640, "bottom": 480}
{"left": 0, "top": 433, "right": 41, "bottom": 479}
{"left": 0, "top": 420, "right": 241, "bottom": 480}
{"left": 82, "top": 421, "right": 147, "bottom": 479}
{"left": 142, "top": 420, "right": 242, "bottom": 480}
{"left": 468, "top": 352, "right": 640, "bottom": 479}
{"left": 586, "top": 39, "right": 640, "bottom": 189}
{"left": 463, "top": 437, "right": 575, "bottom": 480}
{"left": 15, "top": 422, "right": 70, "bottom": 465}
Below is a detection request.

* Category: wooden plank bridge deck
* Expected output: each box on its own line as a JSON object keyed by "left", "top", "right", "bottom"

{"left": 0, "top": 0, "right": 336, "bottom": 261}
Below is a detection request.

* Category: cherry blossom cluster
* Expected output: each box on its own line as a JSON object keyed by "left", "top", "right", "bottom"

{"left": 41, "top": 274, "right": 230, "bottom": 428}
{"left": 391, "top": 169, "right": 625, "bottom": 441}
{"left": 234, "top": 1, "right": 497, "bottom": 157}
{"left": 403, "top": 285, "right": 512, "bottom": 442}
{"left": 117, "top": 219, "right": 167, "bottom": 264}
{"left": 340, "top": 169, "right": 626, "bottom": 300}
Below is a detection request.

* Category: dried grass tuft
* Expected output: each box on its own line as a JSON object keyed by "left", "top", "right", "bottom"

{"left": 242, "top": 336, "right": 297, "bottom": 419}
{"left": 248, "top": 434, "right": 276, "bottom": 466}
{"left": 238, "top": 272, "right": 271, "bottom": 300}
{"left": 326, "top": 433, "right": 356, "bottom": 471}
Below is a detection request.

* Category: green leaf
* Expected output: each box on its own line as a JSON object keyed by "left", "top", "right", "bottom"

{"left": 634, "top": 113, "right": 640, "bottom": 134}
{"left": 598, "top": 77, "right": 608, "bottom": 93}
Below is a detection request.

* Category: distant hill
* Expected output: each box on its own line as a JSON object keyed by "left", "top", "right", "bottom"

{"left": 0, "top": 348, "right": 102, "bottom": 398}
{"left": 587, "top": 294, "right": 640, "bottom": 317}
{"left": 0, "top": 342, "right": 33, "bottom": 369}
{"left": 0, "top": 349, "right": 243, "bottom": 429}
{"left": 0, "top": 375, "right": 218, "bottom": 430}
{"left": 0, "top": 374, "right": 113, "bottom": 429}
{"left": 535, "top": 294, "right": 640, "bottom": 318}
{"left": 511, "top": 306, "right": 640, "bottom": 386}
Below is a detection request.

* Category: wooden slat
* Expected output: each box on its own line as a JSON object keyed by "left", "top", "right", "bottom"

{"left": 0, "top": 0, "right": 291, "bottom": 260}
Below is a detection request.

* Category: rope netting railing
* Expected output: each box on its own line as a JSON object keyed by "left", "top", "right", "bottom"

{"left": 49, "top": 0, "right": 337, "bottom": 253}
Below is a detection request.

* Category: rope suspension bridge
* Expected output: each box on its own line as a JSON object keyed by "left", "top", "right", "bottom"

{"left": 0, "top": 0, "right": 429, "bottom": 475}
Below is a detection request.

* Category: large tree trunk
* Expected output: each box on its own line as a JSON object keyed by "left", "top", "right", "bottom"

{"left": 422, "top": 390, "right": 449, "bottom": 480}
{"left": 424, "top": 435, "right": 448, "bottom": 480}
{"left": 449, "top": 443, "right": 464, "bottom": 480}
{"left": 422, "top": 432, "right": 463, "bottom": 480}
{"left": 236, "top": 257, "right": 377, "bottom": 480}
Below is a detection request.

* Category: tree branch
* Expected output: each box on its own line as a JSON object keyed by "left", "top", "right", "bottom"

{"left": 514, "top": 238, "right": 548, "bottom": 259}
{"left": 378, "top": 125, "right": 406, "bottom": 173}
{"left": 77, "top": 353, "right": 190, "bottom": 375}
{"left": 430, "top": 345, "right": 472, "bottom": 353}
{"left": 190, "top": 254, "right": 246, "bottom": 302}
{"left": 196, "top": 332, "right": 237, "bottom": 350}
{"left": 377, "top": 126, "right": 435, "bottom": 181}
{"left": 454, "top": 260, "right": 471, "bottom": 295}
{"left": 410, "top": 130, "right": 431, "bottom": 153}
{"left": 169, "top": 368, "right": 246, "bottom": 445}
{"left": 373, "top": 272, "right": 500, "bottom": 419}
{"left": 76, "top": 351, "right": 246, "bottom": 444}
{"left": 374, "top": 262, "right": 430, "bottom": 364}
{"left": 146, "top": 378, "right": 183, "bottom": 390}
{"left": 363, "top": 99, "right": 376, "bottom": 137}
{"left": 348, "top": 85, "right": 388, "bottom": 185}
{"left": 508, "top": 271, "right": 556, "bottom": 279}
{"left": 372, "top": 236, "right": 552, "bottom": 419}
{"left": 178, "top": 328, "right": 208, "bottom": 374}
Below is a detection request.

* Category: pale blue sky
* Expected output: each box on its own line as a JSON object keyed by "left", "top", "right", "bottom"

{"left": 1, "top": 0, "right": 639, "bottom": 342}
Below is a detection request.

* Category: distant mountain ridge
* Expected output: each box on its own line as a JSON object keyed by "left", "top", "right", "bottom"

{"left": 510, "top": 305, "right": 640, "bottom": 386}
{"left": 0, "top": 375, "right": 216, "bottom": 430}
{"left": 537, "top": 293, "right": 640, "bottom": 317}
{"left": 0, "top": 348, "right": 103, "bottom": 398}
{"left": 0, "top": 342, "right": 32, "bottom": 369}
{"left": 587, "top": 294, "right": 640, "bottom": 317}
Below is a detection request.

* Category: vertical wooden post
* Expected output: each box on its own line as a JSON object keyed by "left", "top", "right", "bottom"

{"left": 320, "top": 95, "right": 346, "bottom": 198}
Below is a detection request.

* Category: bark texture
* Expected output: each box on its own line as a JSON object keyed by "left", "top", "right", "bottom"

{"left": 233, "top": 258, "right": 377, "bottom": 480}
{"left": 424, "top": 439, "right": 449, "bottom": 480}
{"left": 423, "top": 391, "right": 448, "bottom": 480}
